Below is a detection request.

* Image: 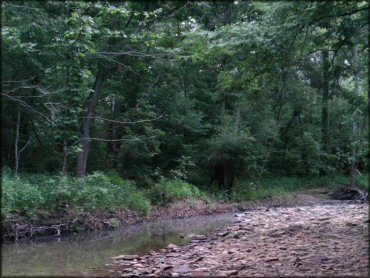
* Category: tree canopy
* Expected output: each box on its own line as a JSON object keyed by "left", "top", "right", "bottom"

{"left": 2, "top": 1, "right": 368, "bottom": 190}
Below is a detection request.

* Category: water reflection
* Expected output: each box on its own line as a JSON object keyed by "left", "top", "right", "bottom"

{"left": 2, "top": 213, "right": 233, "bottom": 277}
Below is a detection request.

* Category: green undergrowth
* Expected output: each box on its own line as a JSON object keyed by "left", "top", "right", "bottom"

{"left": 2, "top": 170, "right": 368, "bottom": 223}
{"left": 230, "top": 174, "right": 369, "bottom": 202}
{"left": 148, "top": 178, "right": 208, "bottom": 205}
{"left": 1, "top": 172, "right": 208, "bottom": 221}
{"left": 1, "top": 171, "right": 151, "bottom": 220}
{"left": 356, "top": 174, "right": 369, "bottom": 191}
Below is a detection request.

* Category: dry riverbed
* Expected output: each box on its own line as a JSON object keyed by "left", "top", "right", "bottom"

{"left": 110, "top": 200, "right": 369, "bottom": 277}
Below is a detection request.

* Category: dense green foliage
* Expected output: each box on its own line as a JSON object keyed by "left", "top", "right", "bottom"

{"left": 1, "top": 0, "right": 369, "bottom": 219}
{"left": 2, "top": 171, "right": 151, "bottom": 218}
{"left": 3, "top": 170, "right": 368, "bottom": 222}
{"left": 148, "top": 178, "right": 207, "bottom": 205}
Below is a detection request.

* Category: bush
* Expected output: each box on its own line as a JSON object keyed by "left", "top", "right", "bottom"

{"left": 1, "top": 171, "right": 152, "bottom": 220}
{"left": 148, "top": 178, "right": 206, "bottom": 205}
{"left": 105, "top": 172, "right": 152, "bottom": 215}
{"left": 53, "top": 172, "right": 151, "bottom": 216}
{"left": 2, "top": 175, "right": 45, "bottom": 219}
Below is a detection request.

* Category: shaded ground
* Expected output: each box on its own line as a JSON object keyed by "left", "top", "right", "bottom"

{"left": 111, "top": 199, "right": 369, "bottom": 277}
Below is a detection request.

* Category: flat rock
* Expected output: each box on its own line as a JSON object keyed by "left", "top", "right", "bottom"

{"left": 167, "top": 244, "right": 178, "bottom": 249}
{"left": 111, "top": 254, "right": 139, "bottom": 260}
{"left": 219, "top": 270, "right": 238, "bottom": 276}
{"left": 219, "top": 231, "right": 229, "bottom": 237}
{"left": 110, "top": 202, "right": 369, "bottom": 277}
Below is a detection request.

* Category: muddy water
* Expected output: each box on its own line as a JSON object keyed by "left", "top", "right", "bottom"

{"left": 1, "top": 213, "right": 234, "bottom": 277}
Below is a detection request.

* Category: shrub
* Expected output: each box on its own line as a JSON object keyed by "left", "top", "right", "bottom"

{"left": 53, "top": 172, "right": 151, "bottom": 216}
{"left": 1, "top": 171, "right": 152, "bottom": 219}
{"left": 148, "top": 178, "right": 206, "bottom": 205}
{"left": 104, "top": 171, "right": 152, "bottom": 215}
{"left": 2, "top": 174, "right": 45, "bottom": 219}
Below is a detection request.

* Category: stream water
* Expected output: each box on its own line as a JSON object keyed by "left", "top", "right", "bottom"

{"left": 1, "top": 213, "right": 234, "bottom": 277}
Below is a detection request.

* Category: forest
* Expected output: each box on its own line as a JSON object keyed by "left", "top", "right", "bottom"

{"left": 1, "top": 1, "right": 369, "bottom": 236}
{"left": 2, "top": 1, "right": 369, "bottom": 276}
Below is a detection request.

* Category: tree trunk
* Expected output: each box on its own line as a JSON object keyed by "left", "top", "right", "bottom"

{"left": 321, "top": 49, "right": 330, "bottom": 153}
{"left": 14, "top": 107, "right": 20, "bottom": 176}
{"left": 258, "top": 67, "right": 287, "bottom": 178}
{"left": 297, "top": 112, "right": 308, "bottom": 175}
{"left": 235, "top": 105, "right": 241, "bottom": 131}
{"left": 62, "top": 63, "right": 71, "bottom": 175}
{"left": 350, "top": 115, "right": 368, "bottom": 188}
{"left": 14, "top": 106, "right": 30, "bottom": 177}
{"left": 76, "top": 69, "right": 107, "bottom": 177}
{"left": 350, "top": 44, "right": 360, "bottom": 187}
{"left": 221, "top": 96, "right": 226, "bottom": 124}
{"left": 61, "top": 138, "right": 69, "bottom": 175}
{"left": 108, "top": 95, "right": 120, "bottom": 169}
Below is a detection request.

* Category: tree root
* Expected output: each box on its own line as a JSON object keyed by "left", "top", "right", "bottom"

{"left": 2, "top": 219, "right": 79, "bottom": 241}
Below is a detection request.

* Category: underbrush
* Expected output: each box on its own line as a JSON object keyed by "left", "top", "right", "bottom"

{"left": 1, "top": 172, "right": 209, "bottom": 223}
{"left": 230, "top": 174, "right": 369, "bottom": 202}
{"left": 2, "top": 170, "right": 367, "bottom": 235}
{"left": 148, "top": 178, "right": 207, "bottom": 205}
{"left": 1, "top": 172, "right": 151, "bottom": 220}
{"left": 356, "top": 174, "right": 369, "bottom": 191}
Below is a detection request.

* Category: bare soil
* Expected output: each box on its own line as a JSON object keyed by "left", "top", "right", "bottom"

{"left": 111, "top": 198, "right": 369, "bottom": 277}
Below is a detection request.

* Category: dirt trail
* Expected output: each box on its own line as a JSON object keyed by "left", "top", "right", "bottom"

{"left": 111, "top": 200, "right": 369, "bottom": 277}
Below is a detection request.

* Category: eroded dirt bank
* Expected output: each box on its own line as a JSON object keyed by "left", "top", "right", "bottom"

{"left": 111, "top": 200, "right": 369, "bottom": 277}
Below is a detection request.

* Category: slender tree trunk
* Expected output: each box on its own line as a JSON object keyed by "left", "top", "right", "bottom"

{"left": 14, "top": 106, "right": 30, "bottom": 177}
{"left": 321, "top": 49, "right": 330, "bottom": 153}
{"left": 258, "top": 67, "right": 287, "bottom": 178}
{"left": 222, "top": 162, "right": 227, "bottom": 189}
{"left": 14, "top": 107, "right": 20, "bottom": 176}
{"left": 62, "top": 63, "right": 71, "bottom": 175}
{"left": 297, "top": 113, "right": 308, "bottom": 175}
{"left": 235, "top": 105, "right": 241, "bottom": 131}
{"left": 76, "top": 69, "right": 107, "bottom": 177}
{"left": 108, "top": 95, "right": 120, "bottom": 169}
{"left": 350, "top": 44, "right": 359, "bottom": 187}
{"left": 61, "top": 139, "right": 69, "bottom": 175}
{"left": 221, "top": 96, "right": 226, "bottom": 124}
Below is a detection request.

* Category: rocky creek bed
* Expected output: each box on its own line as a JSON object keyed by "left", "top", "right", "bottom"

{"left": 110, "top": 200, "right": 369, "bottom": 277}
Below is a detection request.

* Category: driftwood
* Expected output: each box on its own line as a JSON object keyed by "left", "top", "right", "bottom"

{"left": 2, "top": 219, "right": 78, "bottom": 241}
{"left": 328, "top": 185, "right": 368, "bottom": 201}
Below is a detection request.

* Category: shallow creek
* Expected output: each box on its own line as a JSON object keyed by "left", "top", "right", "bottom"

{"left": 1, "top": 213, "right": 234, "bottom": 276}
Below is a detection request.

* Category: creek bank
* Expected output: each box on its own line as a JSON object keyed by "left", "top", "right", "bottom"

{"left": 110, "top": 200, "right": 369, "bottom": 277}
{"left": 1, "top": 188, "right": 331, "bottom": 241}
{"left": 1, "top": 199, "right": 235, "bottom": 241}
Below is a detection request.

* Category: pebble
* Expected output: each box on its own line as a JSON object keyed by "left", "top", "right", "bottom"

{"left": 110, "top": 202, "right": 369, "bottom": 277}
